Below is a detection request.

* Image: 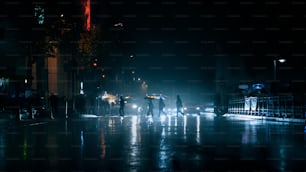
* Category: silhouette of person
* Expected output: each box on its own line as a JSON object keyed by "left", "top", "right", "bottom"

{"left": 119, "top": 96, "right": 125, "bottom": 116}
{"left": 159, "top": 97, "right": 167, "bottom": 116}
{"left": 147, "top": 99, "right": 154, "bottom": 116}
{"left": 49, "top": 93, "right": 58, "bottom": 119}
{"left": 176, "top": 95, "right": 184, "bottom": 116}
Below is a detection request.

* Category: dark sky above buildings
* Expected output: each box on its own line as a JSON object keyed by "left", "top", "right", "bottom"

{"left": 92, "top": 0, "right": 305, "bottom": 78}
{"left": 2, "top": 0, "right": 306, "bottom": 89}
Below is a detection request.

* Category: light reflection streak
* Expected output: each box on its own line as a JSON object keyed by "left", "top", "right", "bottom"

{"left": 183, "top": 115, "right": 187, "bottom": 138}
{"left": 161, "top": 127, "right": 166, "bottom": 137}
{"left": 78, "top": 130, "right": 84, "bottom": 167}
{"left": 108, "top": 118, "right": 114, "bottom": 128}
{"left": 304, "top": 126, "right": 306, "bottom": 141}
{"left": 22, "top": 136, "right": 28, "bottom": 160}
{"left": 279, "top": 148, "right": 286, "bottom": 172}
{"left": 131, "top": 115, "right": 137, "bottom": 145}
{"left": 148, "top": 116, "right": 153, "bottom": 123}
{"left": 241, "top": 122, "right": 257, "bottom": 144}
{"left": 174, "top": 116, "right": 178, "bottom": 135}
{"left": 100, "top": 128, "right": 106, "bottom": 159}
{"left": 168, "top": 115, "right": 171, "bottom": 133}
{"left": 160, "top": 115, "right": 166, "bottom": 123}
{"left": 196, "top": 115, "right": 200, "bottom": 144}
{"left": 120, "top": 116, "right": 124, "bottom": 125}
{"left": 158, "top": 127, "right": 169, "bottom": 169}
{"left": 80, "top": 130, "right": 84, "bottom": 145}
{"left": 128, "top": 115, "right": 140, "bottom": 166}
{"left": 241, "top": 124, "right": 249, "bottom": 144}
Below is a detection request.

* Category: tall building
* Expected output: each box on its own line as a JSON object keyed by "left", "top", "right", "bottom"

{"left": 35, "top": 0, "right": 84, "bottom": 99}
{"left": 1, "top": 0, "right": 88, "bottom": 103}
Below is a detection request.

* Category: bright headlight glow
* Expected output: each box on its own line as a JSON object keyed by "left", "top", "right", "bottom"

{"left": 196, "top": 107, "right": 200, "bottom": 110}
{"left": 132, "top": 104, "right": 138, "bottom": 109}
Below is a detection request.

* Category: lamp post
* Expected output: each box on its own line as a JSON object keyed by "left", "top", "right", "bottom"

{"left": 273, "top": 58, "right": 286, "bottom": 80}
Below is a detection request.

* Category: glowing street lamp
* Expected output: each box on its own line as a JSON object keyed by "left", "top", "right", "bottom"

{"left": 273, "top": 58, "right": 286, "bottom": 80}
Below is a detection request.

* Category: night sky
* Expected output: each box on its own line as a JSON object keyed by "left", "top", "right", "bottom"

{"left": 1, "top": 0, "right": 306, "bottom": 101}
{"left": 91, "top": 0, "right": 306, "bottom": 81}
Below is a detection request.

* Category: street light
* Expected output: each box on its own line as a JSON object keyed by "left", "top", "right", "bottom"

{"left": 273, "top": 58, "right": 286, "bottom": 80}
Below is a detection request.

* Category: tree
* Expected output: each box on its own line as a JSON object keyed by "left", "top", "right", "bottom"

{"left": 78, "top": 27, "right": 98, "bottom": 70}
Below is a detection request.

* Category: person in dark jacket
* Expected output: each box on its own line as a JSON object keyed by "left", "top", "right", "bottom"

{"left": 176, "top": 95, "right": 184, "bottom": 116}
{"left": 147, "top": 99, "right": 154, "bottom": 116}
{"left": 158, "top": 97, "right": 167, "bottom": 116}
{"left": 49, "top": 93, "right": 58, "bottom": 119}
{"left": 119, "top": 96, "right": 125, "bottom": 116}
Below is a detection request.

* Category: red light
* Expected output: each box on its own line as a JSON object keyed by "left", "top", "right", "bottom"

{"left": 83, "top": 0, "right": 91, "bottom": 31}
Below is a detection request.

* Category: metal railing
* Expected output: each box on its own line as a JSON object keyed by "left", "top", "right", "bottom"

{"left": 228, "top": 95, "right": 299, "bottom": 118}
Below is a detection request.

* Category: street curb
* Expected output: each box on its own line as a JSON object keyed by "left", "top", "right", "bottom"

{"left": 224, "top": 114, "right": 306, "bottom": 123}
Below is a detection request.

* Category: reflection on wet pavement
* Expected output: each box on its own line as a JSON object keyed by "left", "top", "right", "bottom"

{"left": 0, "top": 113, "right": 305, "bottom": 171}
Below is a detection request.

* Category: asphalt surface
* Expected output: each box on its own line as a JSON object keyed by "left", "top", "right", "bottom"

{"left": 0, "top": 113, "right": 306, "bottom": 171}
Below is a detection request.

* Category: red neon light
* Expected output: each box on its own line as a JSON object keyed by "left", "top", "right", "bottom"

{"left": 83, "top": 0, "right": 91, "bottom": 31}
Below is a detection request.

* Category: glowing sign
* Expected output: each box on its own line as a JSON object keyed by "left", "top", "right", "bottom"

{"left": 83, "top": 0, "right": 91, "bottom": 31}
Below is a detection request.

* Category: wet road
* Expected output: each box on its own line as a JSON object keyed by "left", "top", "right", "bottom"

{"left": 0, "top": 113, "right": 306, "bottom": 171}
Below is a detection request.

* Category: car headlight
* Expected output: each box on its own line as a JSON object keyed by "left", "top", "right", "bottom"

{"left": 132, "top": 104, "right": 138, "bottom": 109}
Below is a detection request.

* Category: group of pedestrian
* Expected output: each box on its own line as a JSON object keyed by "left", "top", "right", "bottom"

{"left": 118, "top": 94, "right": 184, "bottom": 117}
{"left": 147, "top": 94, "right": 184, "bottom": 116}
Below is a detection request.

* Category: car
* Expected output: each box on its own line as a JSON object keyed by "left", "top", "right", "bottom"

{"left": 183, "top": 104, "right": 203, "bottom": 115}
{"left": 124, "top": 96, "right": 143, "bottom": 115}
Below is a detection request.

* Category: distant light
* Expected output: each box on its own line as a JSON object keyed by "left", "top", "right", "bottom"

{"left": 252, "top": 83, "right": 264, "bottom": 90}
{"left": 114, "top": 22, "right": 124, "bottom": 27}
{"left": 278, "top": 59, "right": 286, "bottom": 63}
{"left": 24, "top": 79, "right": 28, "bottom": 84}
{"left": 60, "top": 14, "right": 64, "bottom": 18}
{"left": 80, "top": 81, "right": 84, "bottom": 94}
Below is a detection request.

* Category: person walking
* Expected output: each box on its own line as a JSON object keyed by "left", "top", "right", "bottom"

{"left": 119, "top": 96, "right": 125, "bottom": 116}
{"left": 158, "top": 97, "right": 167, "bottom": 116}
{"left": 147, "top": 99, "right": 154, "bottom": 116}
{"left": 49, "top": 93, "right": 58, "bottom": 119}
{"left": 176, "top": 95, "right": 184, "bottom": 116}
